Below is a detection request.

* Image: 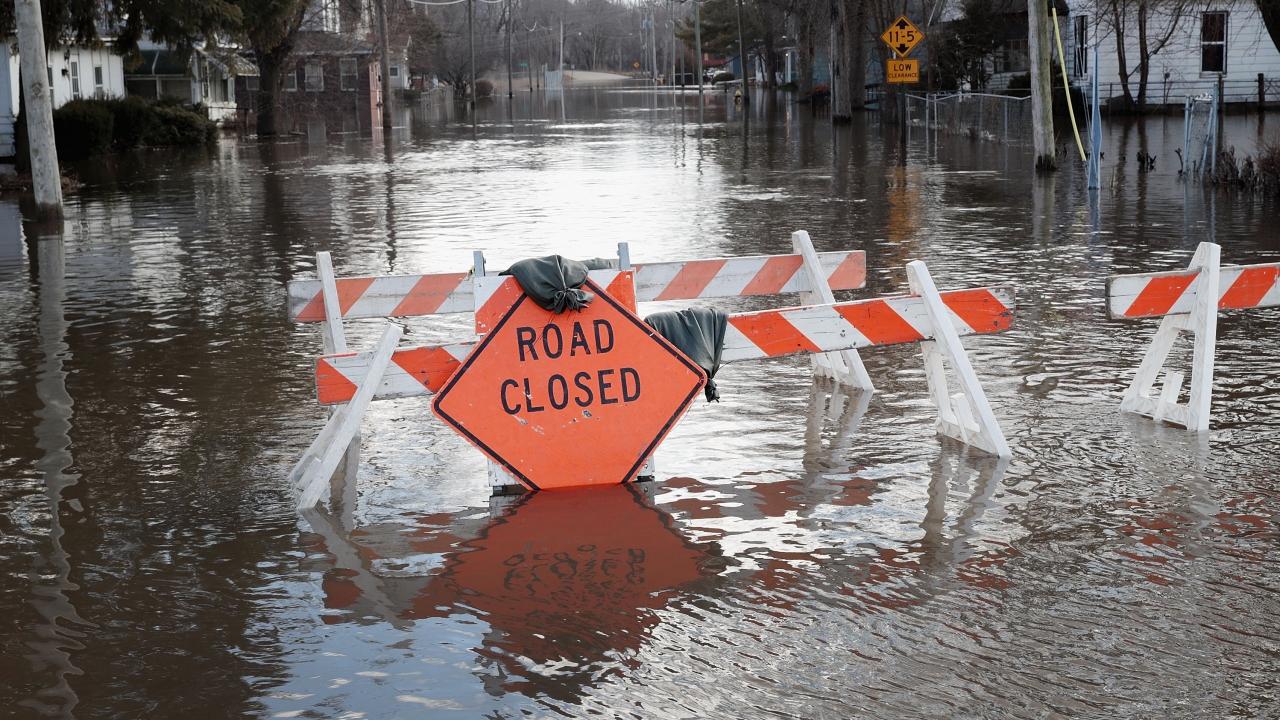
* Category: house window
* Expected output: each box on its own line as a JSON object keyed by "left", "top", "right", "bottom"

{"left": 246, "top": 76, "right": 260, "bottom": 91}
{"left": 1201, "top": 12, "right": 1227, "bottom": 73}
{"left": 305, "top": 63, "right": 324, "bottom": 91}
{"left": 285, "top": 67, "right": 298, "bottom": 91}
{"left": 94, "top": 65, "right": 104, "bottom": 95}
{"left": 340, "top": 58, "right": 358, "bottom": 90}
{"left": 47, "top": 67, "right": 53, "bottom": 87}
{"left": 389, "top": 64, "right": 399, "bottom": 78}
{"left": 1073, "top": 16, "right": 1088, "bottom": 76}
{"left": 70, "top": 61, "right": 80, "bottom": 97}
{"left": 1000, "top": 39, "right": 1029, "bottom": 74}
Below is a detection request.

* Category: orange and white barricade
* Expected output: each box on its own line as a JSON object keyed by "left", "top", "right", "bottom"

{"left": 1106, "top": 241, "right": 1280, "bottom": 431}
{"left": 312, "top": 259, "right": 1016, "bottom": 488}
{"left": 289, "top": 239, "right": 871, "bottom": 509}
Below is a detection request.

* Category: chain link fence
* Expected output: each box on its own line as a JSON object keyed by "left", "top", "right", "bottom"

{"left": 905, "top": 92, "right": 1035, "bottom": 146}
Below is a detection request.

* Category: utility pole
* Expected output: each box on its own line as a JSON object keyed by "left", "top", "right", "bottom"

{"left": 468, "top": 0, "right": 476, "bottom": 109}
{"left": 695, "top": 0, "right": 704, "bottom": 120}
{"left": 15, "top": 0, "right": 62, "bottom": 216}
{"left": 651, "top": 7, "right": 659, "bottom": 82}
{"left": 377, "top": 0, "right": 394, "bottom": 131}
{"left": 1028, "top": 0, "right": 1055, "bottom": 170}
{"left": 735, "top": 0, "right": 749, "bottom": 105}
{"left": 506, "top": 0, "right": 513, "bottom": 97}
{"left": 527, "top": 25, "right": 534, "bottom": 91}
{"left": 559, "top": 20, "right": 564, "bottom": 81}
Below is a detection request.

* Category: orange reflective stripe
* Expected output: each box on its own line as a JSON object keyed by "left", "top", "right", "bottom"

{"left": 826, "top": 252, "right": 867, "bottom": 291}
{"left": 1219, "top": 266, "right": 1279, "bottom": 309}
{"left": 391, "top": 273, "right": 468, "bottom": 316}
{"left": 316, "top": 356, "right": 360, "bottom": 405}
{"left": 942, "top": 288, "right": 1015, "bottom": 333}
{"left": 1125, "top": 273, "right": 1196, "bottom": 317}
{"left": 728, "top": 311, "right": 822, "bottom": 356}
{"left": 741, "top": 255, "right": 803, "bottom": 296}
{"left": 654, "top": 259, "right": 727, "bottom": 300}
{"left": 835, "top": 299, "right": 924, "bottom": 345}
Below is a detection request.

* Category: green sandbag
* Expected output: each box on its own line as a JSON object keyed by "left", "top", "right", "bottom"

{"left": 502, "top": 256, "right": 595, "bottom": 314}
{"left": 644, "top": 308, "right": 728, "bottom": 402}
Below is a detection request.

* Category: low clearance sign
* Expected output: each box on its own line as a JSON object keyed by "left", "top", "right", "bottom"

{"left": 432, "top": 280, "right": 706, "bottom": 490}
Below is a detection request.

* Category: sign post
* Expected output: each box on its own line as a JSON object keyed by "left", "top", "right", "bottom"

{"left": 432, "top": 279, "right": 706, "bottom": 490}
{"left": 881, "top": 15, "right": 925, "bottom": 146}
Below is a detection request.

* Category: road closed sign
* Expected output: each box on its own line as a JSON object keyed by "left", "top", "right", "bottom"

{"left": 432, "top": 279, "right": 706, "bottom": 490}
{"left": 887, "top": 58, "right": 919, "bottom": 84}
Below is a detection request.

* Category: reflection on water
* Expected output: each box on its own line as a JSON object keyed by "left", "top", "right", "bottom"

{"left": 1, "top": 88, "right": 1279, "bottom": 717}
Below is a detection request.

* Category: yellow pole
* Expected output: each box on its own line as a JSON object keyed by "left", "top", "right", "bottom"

{"left": 1052, "top": 6, "right": 1087, "bottom": 161}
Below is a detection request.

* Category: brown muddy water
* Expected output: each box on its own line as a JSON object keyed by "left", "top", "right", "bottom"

{"left": 2, "top": 88, "right": 1280, "bottom": 719}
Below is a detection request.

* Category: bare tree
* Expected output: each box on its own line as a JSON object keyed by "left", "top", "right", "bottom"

{"left": 1099, "top": 0, "right": 1192, "bottom": 112}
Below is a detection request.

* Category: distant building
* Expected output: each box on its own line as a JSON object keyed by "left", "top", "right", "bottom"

{"left": 237, "top": 32, "right": 404, "bottom": 135}
{"left": 0, "top": 38, "right": 127, "bottom": 159}
{"left": 124, "top": 42, "right": 258, "bottom": 124}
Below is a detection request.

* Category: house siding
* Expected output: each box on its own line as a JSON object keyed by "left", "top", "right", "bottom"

{"left": 1067, "top": 0, "right": 1280, "bottom": 105}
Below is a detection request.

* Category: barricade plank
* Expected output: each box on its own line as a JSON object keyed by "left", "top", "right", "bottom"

{"left": 1105, "top": 262, "right": 1280, "bottom": 319}
{"left": 287, "top": 251, "right": 865, "bottom": 322}
{"left": 314, "top": 285, "right": 1014, "bottom": 405}
{"left": 720, "top": 286, "right": 1015, "bottom": 363}
{"left": 634, "top": 251, "right": 865, "bottom": 302}
{"left": 317, "top": 341, "right": 476, "bottom": 405}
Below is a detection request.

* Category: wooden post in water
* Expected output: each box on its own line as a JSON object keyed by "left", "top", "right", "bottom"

{"left": 14, "top": 0, "right": 62, "bottom": 217}
{"left": 1028, "top": 0, "right": 1056, "bottom": 170}
{"left": 377, "top": 0, "right": 394, "bottom": 130}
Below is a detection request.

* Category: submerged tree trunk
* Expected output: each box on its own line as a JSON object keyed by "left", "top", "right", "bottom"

{"left": 1112, "top": 4, "right": 1136, "bottom": 111}
{"left": 797, "top": 18, "right": 815, "bottom": 97}
{"left": 1137, "top": 2, "right": 1150, "bottom": 111}
{"left": 846, "top": 0, "right": 866, "bottom": 109}
{"left": 256, "top": 46, "right": 292, "bottom": 137}
{"left": 830, "top": 0, "right": 851, "bottom": 120}
{"left": 1029, "top": 0, "right": 1057, "bottom": 169}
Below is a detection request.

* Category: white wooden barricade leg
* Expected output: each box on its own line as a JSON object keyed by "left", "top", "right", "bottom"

{"left": 907, "top": 261, "right": 1011, "bottom": 458}
{"left": 296, "top": 323, "right": 403, "bottom": 510}
{"left": 617, "top": 242, "right": 657, "bottom": 481}
{"left": 470, "top": 250, "right": 527, "bottom": 492}
{"left": 1119, "top": 241, "right": 1220, "bottom": 432}
{"left": 316, "top": 251, "right": 349, "bottom": 356}
{"left": 793, "top": 231, "right": 875, "bottom": 391}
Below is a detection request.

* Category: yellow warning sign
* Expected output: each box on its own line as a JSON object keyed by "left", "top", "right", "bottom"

{"left": 886, "top": 58, "right": 919, "bottom": 84}
{"left": 881, "top": 15, "right": 924, "bottom": 57}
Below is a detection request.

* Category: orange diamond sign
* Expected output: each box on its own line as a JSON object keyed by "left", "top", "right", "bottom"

{"left": 432, "top": 279, "right": 706, "bottom": 490}
{"left": 881, "top": 15, "right": 924, "bottom": 57}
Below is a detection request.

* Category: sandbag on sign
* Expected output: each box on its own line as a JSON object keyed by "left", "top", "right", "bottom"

{"left": 645, "top": 307, "right": 728, "bottom": 403}
{"left": 502, "top": 256, "right": 596, "bottom": 313}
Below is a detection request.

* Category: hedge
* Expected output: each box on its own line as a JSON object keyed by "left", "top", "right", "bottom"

{"left": 50, "top": 97, "right": 217, "bottom": 161}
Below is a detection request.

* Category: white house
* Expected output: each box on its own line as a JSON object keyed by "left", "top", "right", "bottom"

{"left": 123, "top": 41, "right": 257, "bottom": 124}
{"left": 0, "top": 39, "right": 128, "bottom": 160}
{"left": 1067, "top": 0, "right": 1280, "bottom": 107}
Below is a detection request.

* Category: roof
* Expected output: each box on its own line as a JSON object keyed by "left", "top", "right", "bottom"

{"left": 292, "top": 31, "right": 375, "bottom": 56}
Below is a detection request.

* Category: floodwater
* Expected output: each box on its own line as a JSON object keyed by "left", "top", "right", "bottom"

{"left": 2, "top": 87, "right": 1280, "bottom": 719}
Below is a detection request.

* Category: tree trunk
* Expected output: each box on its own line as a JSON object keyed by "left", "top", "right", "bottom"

{"left": 1137, "top": 2, "right": 1149, "bottom": 111}
{"left": 256, "top": 47, "right": 291, "bottom": 137}
{"left": 14, "top": 0, "right": 62, "bottom": 215}
{"left": 830, "top": 0, "right": 851, "bottom": 120}
{"left": 1258, "top": 0, "right": 1280, "bottom": 54}
{"left": 797, "top": 19, "right": 815, "bottom": 97}
{"left": 1113, "top": 5, "right": 1135, "bottom": 110}
{"left": 1029, "top": 0, "right": 1057, "bottom": 169}
{"left": 846, "top": 0, "right": 866, "bottom": 109}
{"left": 763, "top": 35, "right": 777, "bottom": 88}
